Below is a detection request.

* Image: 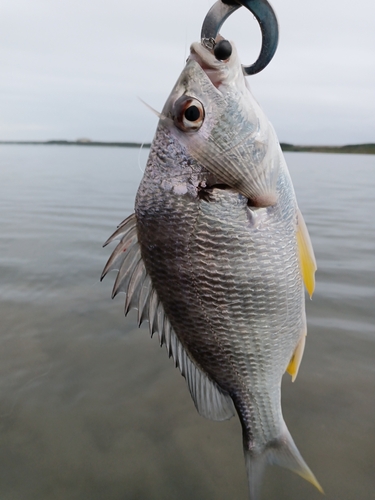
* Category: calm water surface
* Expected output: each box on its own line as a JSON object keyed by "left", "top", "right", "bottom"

{"left": 0, "top": 145, "right": 374, "bottom": 500}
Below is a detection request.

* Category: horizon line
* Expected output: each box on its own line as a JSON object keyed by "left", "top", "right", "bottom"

{"left": 0, "top": 140, "right": 374, "bottom": 155}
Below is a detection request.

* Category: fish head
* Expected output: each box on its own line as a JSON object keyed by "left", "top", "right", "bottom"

{"left": 158, "top": 40, "right": 281, "bottom": 207}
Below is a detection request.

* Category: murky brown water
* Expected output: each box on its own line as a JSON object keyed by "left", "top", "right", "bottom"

{"left": 1, "top": 145, "right": 374, "bottom": 499}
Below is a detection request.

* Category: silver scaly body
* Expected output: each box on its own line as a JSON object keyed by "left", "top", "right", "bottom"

{"left": 102, "top": 41, "right": 321, "bottom": 499}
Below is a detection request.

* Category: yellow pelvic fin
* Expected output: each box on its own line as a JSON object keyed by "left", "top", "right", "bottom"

{"left": 296, "top": 208, "right": 317, "bottom": 298}
{"left": 286, "top": 333, "right": 306, "bottom": 382}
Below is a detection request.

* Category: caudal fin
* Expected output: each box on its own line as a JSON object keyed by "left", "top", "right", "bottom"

{"left": 243, "top": 428, "right": 323, "bottom": 500}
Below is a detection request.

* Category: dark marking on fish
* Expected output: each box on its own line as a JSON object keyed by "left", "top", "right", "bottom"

{"left": 198, "top": 181, "right": 230, "bottom": 201}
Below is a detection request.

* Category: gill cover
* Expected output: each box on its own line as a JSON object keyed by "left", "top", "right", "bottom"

{"left": 160, "top": 47, "right": 281, "bottom": 207}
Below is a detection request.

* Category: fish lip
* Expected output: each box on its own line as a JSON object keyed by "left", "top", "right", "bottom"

{"left": 188, "top": 41, "right": 230, "bottom": 88}
{"left": 189, "top": 47, "right": 217, "bottom": 72}
{"left": 189, "top": 38, "right": 227, "bottom": 71}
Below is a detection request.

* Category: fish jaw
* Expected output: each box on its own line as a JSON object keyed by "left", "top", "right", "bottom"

{"left": 189, "top": 38, "right": 245, "bottom": 90}
{"left": 158, "top": 42, "right": 281, "bottom": 207}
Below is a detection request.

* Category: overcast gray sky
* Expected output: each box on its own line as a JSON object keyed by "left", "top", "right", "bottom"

{"left": 1, "top": 0, "right": 374, "bottom": 145}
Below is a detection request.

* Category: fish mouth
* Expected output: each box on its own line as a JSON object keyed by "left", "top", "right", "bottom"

{"left": 189, "top": 40, "right": 231, "bottom": 88}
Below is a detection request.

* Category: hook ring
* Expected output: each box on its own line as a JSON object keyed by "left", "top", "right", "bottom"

{"left": 200, "top": 0, "right": 279, "bottom": 75}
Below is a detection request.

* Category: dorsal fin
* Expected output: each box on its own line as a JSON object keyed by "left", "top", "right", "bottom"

{"left": 296, "top": 208, "right": 317, "bottom": 298}
{"left": 102, "top": 213, "right": 236, "bottom": 422}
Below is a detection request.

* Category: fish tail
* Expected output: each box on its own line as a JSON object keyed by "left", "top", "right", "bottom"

{"left": 267, "top": 429, "right": 324, "bottom": 493}
{"left": 243, "top": 427, "right": 323, "bottom": 500}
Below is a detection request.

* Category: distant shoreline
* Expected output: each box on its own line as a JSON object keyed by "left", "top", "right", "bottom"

{"left": 0, "top": 140, "right": 152, "bottom": 148}
{"left": 0, "top": 140, "right": 374, "bottom": 155}
{"left": 279, "top": 142, "right": 375, "bottom": 155}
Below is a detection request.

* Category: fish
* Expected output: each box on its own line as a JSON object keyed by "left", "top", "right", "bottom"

{"left": 102, "top": 38, "right": 322, "bottom": 499}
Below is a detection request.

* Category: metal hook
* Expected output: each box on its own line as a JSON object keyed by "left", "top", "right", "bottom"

{"left": 200, "top": 0, "right": 279, "bottom": 75}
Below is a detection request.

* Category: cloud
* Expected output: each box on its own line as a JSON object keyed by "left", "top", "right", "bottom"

{"left": 1, "top": 0, "right": 374, "bottom": 144}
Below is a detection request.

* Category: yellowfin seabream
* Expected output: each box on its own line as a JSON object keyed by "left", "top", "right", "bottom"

{"left": 102, "top": 1, "right": 322, "bottom": 498}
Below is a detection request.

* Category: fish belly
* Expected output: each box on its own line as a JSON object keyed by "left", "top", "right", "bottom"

{"left": 136, "top": 150, "right": 305, "bottom": 449}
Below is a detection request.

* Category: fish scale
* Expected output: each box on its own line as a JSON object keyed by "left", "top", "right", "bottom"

{"left": 103, "top": 39, "right": 321, "bottom": 499}
{"left": 137, "top": 146, "right": 301, "bottom": 441}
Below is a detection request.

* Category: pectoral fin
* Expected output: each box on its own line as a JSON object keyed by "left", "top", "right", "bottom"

{"left": 286, "top": 334, "right": 306, "bottom": 382}
{"left": 296, "top": 208, "right": 317, "bottom": 298}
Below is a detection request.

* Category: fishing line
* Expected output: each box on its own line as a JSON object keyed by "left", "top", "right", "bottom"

{"left": 88, "top": 278, "right": 102, "bottom": 289}
{"left": 183, "top": 2, "right": 188, "bottom": 67}
{"left": 137, "top": 142, "right": 145, "bottom": 174}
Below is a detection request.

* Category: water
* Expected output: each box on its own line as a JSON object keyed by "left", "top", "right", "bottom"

{"left": 0, "top": 145, "right": 374, "bottom": 500}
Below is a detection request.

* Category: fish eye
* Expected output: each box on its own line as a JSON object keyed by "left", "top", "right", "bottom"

{"left": 184, "top": 105, "right": 200, "bottom": 122}
{"left": 173, "top": 96, "right": 205, "bottom": 132}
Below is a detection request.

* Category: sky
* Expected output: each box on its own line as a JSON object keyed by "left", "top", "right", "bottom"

{"left": 1, "top": 0, "right": 374, "bottom": 145}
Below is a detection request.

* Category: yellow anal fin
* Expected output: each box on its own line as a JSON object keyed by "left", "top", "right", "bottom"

{"left": 286, "top": 334, "right": 306, "bottom": 382}
{"left": 296, "top": 208, "right": 317, "bottom": 298}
